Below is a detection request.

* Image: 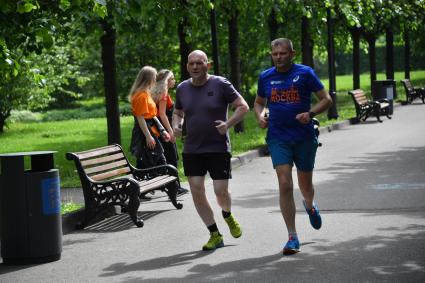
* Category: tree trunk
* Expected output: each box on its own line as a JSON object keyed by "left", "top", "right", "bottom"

{"left": 177, "top": 18, "right": 191, "bottom": 81}
{"left": 385, "top": 27, "right": 394, "bottom": 80}
{"left": 101, "top": 18, "right": 121, "bottom": 145}
{"left": 228, "top": 7, "right": 244, "bottom": 133}
{"left": 268, "top": 7, "right": 278, "bottom": 42}
{"left": 365, "top": 33, "right": 377, "bottom": 88}
{"left": 0, "top": 109, "right": 11, "bottom": 133}
{"left": 301, "top": 16, "right": 314, "bottom": 68}
{"left": 210, "top": 0, "right": 220, "bottom": 75}
{"left": 351, "top": 27, "right": 361, "bottom": 89}
{"left": 403, "top": 29, "right": 410, "bottom": 79}
{"left": 0, "top": 117, "right": 4, "bottom": 133}
{"left": 326, "top": 8, "right": 338, "bottom": 119}
{"left": 267, "top": 7, "right": 278, "bottom": 66}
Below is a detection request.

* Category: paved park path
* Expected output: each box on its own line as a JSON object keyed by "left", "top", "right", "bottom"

{"left": 1, "top": 103, "right": 425, "bottom": 282}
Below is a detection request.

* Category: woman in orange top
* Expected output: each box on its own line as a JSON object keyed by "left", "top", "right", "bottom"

{"left": 151, "top": 70, "right": 188, "bottom": 195}
{"left": 151, "top": 70, "right": 177, "bottom": 161}
{"left": 129, "top": 66, "right": 167, "bottom": 169}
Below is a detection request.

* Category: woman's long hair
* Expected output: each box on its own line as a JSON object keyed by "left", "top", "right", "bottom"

{"left": 128, "top": 66, "right": 157, "bottom": 102}
{"left": 151, "top": 69, "right": 174, "bottom": 104}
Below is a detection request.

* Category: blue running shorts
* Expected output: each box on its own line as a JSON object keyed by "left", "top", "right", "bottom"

{"left": 267, "top": 138, "right": 318, "bottom": 171}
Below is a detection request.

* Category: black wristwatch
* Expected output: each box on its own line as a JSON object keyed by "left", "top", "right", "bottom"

{"left": 308, "top": 111, "right": 316, "bottom": 119}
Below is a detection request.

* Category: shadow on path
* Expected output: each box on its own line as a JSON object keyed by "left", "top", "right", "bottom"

{"left": 97, "top": 216, "right": 425, "bottom": 282}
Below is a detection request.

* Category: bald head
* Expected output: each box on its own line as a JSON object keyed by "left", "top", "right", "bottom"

{"left": 187, "top": 50, "right": 210, "bottom": 85}
{"left": 188, "top": 50, "right": 208, "bottom": 63}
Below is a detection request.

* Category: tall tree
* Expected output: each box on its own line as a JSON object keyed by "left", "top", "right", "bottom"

{"left": 351, "top": 27, "right": 361, "bottom": 89}
{"left": 177, "top": 20, "right": 192, "bottom": 80}
{"left": 176, "top": 0, "right": 192, "bottom": 81}
{"left": 210, "top": 0, "right": 220, "bottom": 75}
{"left": 0, "top": 1, "right": 56, "bottom": 132}
{"left": 268, "top": 6, "right": 279, "bottom": 42}
{"left": 335, "top": 0, "right": 363, "bottom": 90}
{"left": 361, "top": 1, "right": 384, "bottom": 89}
{"left": 227, "top": 3, "right": 243, "bottom": 133}
{"left": 0, "top": 0, "right": 107, "bottom": 133}
{"left": 100, "top": 16, "right": 120, "bottom": 145}
{"left": 326, "top": 7, "right": 338, "bottom": 119}
{"left": 364, "top": 32, "right": 377, "bottom": 87}
{"left": 301, "top": 15, "right": 314, "bottom": 68}
{"left": 385, "top": 27, "right": 394, "bottom": 80}
{"left": 398, "top": 1, "right": 425, "bottom": 79}
{"left": 403, "top": 28, "right": 410, "bottom": 79}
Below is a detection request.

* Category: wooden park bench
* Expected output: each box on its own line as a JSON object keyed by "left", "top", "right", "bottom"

{"left": 348, "top": 89, "right": 392, "bottom": 123}
{"left": 66, "top": 144, "right": 183, "bottom": 229}
{"left": 400, "top": 79, "right": 425, "bottom": 104}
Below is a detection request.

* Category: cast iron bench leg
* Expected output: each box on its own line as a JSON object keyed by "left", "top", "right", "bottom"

{"left": 127, "top": 185, "right": 144, "bottom": 227}
{"left": 165, "top": 181, "right": 183, "bottom": 209}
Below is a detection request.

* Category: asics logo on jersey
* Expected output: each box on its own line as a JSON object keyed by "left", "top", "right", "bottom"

{"left": 270, "top": 80, "right": 284, "bottom": 85}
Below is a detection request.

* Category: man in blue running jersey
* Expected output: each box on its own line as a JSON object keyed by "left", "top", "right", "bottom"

{"left": 254, "top": 38, "right": 332, "bottom": 255}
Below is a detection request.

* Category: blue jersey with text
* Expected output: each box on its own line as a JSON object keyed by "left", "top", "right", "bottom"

{"left": 257, "top": 64, "right": 324, "bottom": 141}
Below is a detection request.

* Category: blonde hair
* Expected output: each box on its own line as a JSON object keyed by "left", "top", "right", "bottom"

{"left": 128, "top": 66, "right": 157, "bottom": 102}
{"left": 151, "top": 69, "right": 174, "bottom": 104}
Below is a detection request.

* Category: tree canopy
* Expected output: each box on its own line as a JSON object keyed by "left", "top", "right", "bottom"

{"left": 1, "top": 0, "right": 425, "bottom": 133}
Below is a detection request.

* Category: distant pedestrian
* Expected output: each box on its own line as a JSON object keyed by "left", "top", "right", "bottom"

{"left": 129, "top": 66, "right": 167, "bottom": 170}
{"left": 173, "top": 50, "right": 249, "bottom": 251}
{"left": 254, "top": 38, "right": 333, "bottom": 255}
{"left": 151, "top": 69, "right": 188, "bottom": 195}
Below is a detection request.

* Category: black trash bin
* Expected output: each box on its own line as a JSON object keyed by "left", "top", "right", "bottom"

{"left": 372, "top": 80, "right": 397, "bottom": 115}
{"left": 0, "top": 151, "right": 62, "bottom": 264}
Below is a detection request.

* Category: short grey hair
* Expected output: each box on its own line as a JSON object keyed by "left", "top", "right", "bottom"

{"left": 271, "top": 38, "right": 294, "bottom": 51}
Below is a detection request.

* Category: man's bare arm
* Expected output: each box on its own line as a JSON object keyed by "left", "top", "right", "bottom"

{"left": 172, "top": 108, "right": 185, "bottom": 137}
{"left": 296, "top": 88, "right": 333, "bottom": 124}
{"left": 215, "top": 96, "right": 249, "bottom": 135}
{"left": 254, "top": 95, "right": 268, "bottom": 129}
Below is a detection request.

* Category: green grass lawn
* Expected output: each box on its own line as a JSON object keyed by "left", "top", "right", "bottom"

{"left": 1, "top": 70, "right": 424, "bottom": 188}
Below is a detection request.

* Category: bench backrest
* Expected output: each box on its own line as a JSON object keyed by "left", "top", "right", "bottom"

{"left": 349, "top": 89, "right": 369, "bottom": 106}
{"left": 66, "top": 144, "right": 132, "bottom": 182}
{"left": 401, "top": 79, "right": 414, "bottom": 93}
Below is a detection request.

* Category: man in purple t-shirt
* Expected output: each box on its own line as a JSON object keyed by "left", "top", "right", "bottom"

{"left": 254, "top": 38, "right": 332, "bottom": 255}
{"left": 173, "top": 50, "right": 249, "bottom": 251}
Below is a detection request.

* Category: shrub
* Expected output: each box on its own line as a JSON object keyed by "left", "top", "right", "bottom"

{"left": 41, "top": 108, "right": 106, "bottom": 121}
{"left": 41, "top": 103, "right": 132, "bottom": 122}
{"left": 8, "top": 110, "right": 42, "bottom": 123}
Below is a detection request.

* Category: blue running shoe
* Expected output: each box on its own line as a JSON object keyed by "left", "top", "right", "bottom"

{"left": 283, "top": 235, "right": 300, "bottom": 255}
{"left": 303, "top": 200, "right": 322, "bottom": 230}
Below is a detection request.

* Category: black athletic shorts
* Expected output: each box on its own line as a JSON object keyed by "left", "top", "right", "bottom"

{"left": 182, "top": 152, "right": 232, "bottom": 180}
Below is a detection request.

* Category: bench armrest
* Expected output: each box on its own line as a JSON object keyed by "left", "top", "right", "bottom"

{"left": 129, "top": 164, "right": 179, "bottom": 179}
{"left": 376, "top": 98, "right": 390, "bottom": 104}
{"left": 66, "top": 152, "right": 77, "bottom": 161}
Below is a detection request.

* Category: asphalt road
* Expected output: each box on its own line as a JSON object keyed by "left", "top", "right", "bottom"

{"left": 1, "top": 103, "right": 425, "bottom": 282}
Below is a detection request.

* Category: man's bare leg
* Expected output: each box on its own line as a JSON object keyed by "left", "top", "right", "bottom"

{"left": 297, "top": 170, "right": 314, "bottom": 209}
{"left": 276, "top": 164, "right": 296, "bottom": 233}
{"left": 188, "top": 176, "right": 215, "bottom": 226}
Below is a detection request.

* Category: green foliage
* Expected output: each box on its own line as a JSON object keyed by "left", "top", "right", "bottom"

{"left": 1, "top": 0, "right": 425, "bottom": 134}
{"left": 0, "top": 0, "right": 109, "bottom": 131}
{"left": 0, "top": 64, "right": 50, "bottom": 131}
